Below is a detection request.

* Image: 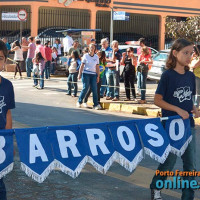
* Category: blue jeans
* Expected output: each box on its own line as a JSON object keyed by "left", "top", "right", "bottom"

{"left": 106, "top": 69, "right": 119, "bottom": 98}
{"left": 137, "top": 71, "right": 147, "bottom": 100}
{"left": 33, "top": 70, "right": 44, "bottom": 88}
{"left": 78, "top": 73, "right": 98, "bottom": 107}
{"left": 0, "top": 178, "right": 7, "bottom": 200}
{"left": 100, "top": 70, "right": 109, "bottom": 97}
{"left": 194, "top": 76, "right": 200, "bottom": 108}
{"left": 67, "top": 72, "right": 78, "bottom": 96}
{"left": 45, "top": 61, "right": 51, "bottom": 79}
{"left": 26, "top": 58, "right": 33, "bottom": 77}
{"left": 150, "top": 128, "right": 196, "bottom": 200}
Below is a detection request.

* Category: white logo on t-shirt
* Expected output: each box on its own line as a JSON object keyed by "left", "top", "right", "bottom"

{"left": 173, "top": 87, "right": 192, "bottom": 103}
{"left": 0, "top": 96, "right": 6, "bottom": 113}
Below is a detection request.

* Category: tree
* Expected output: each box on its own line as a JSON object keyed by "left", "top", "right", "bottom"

{"left": 165, "top": 16, "right": 200, "bottom": 42}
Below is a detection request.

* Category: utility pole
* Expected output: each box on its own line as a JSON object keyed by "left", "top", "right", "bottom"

{"left": 110, "top": 7, "right": 114, "bottom": 45}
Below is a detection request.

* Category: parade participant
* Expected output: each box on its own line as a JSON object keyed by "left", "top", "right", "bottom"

{"left": 150, "top": 38, "right": 200, "bottom": 200}
{"left": 0, "top": 40, "right": 15, "bottom": 200}
{"left": 11, "top": 40, "right": 23, "bottom": 79}
{"left": 66, "top": 50, "right": 81, "bottom": 97}
{"left": 76, "top": 43, "right": 101, "bottom": 110}
{"left": 121, "top": 47, "right": 137, "bottom": 101}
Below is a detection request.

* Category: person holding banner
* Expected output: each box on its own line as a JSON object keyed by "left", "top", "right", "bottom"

{"left": 0, "top": 40, "right": 15, "bottom": 200}
{"left": 150, "top": 39, "right": 200, "bottom": 200}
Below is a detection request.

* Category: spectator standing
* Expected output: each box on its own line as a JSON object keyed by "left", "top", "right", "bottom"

{"left": 100, "top": 38, "right": 112, "bottom": 98}
{"left": 106, "top": 40, "right": 121, "bottom": 101}
{"left": 189, "top": 45, "right": 200, "bottom": 108}
{"left": 21, "top": 37, "right": 29, "bottom": 71}
{"left": 23, "top": 36, "right": 36, "bottom": 77}
{"left": 0, "top": 40, "right": 15, "bottom": 200}
{"left": 44, "top": 41, "right": 52, "bottom": 79}
{"left": 76, "top": 43, "right": 101, "bottom": 110}
{"left": 121, "top": 47, "right": 137, "bottom": 101}
{"left": 137, "top": 46, "right": 153, "bottom": 104}
{"left": 68, "top": 40, "right": 80, "bottom": 57}
{"left": 11, "top": 40, "right": 23, "bottom": 79}
{"left": 63, "top": 32, "right": 74, "bottom": 56}
{"left": 2, "top": 37, "right": 11, "bottom": 55}
{"left": 51, "top": 47, "right": 57, "bottom": 75}
{"left": 35, "top": 39, "right": 46, "bottom": 60}
{"left": 66, "top": 51, "right": 81, "bottom": 97}
{"left": 53, "top": 39, "right": 62, "bottom": 58}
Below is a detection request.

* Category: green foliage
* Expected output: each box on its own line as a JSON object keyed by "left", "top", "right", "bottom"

{"left": 165, "top": 16, "right": 200, "bottom": 42}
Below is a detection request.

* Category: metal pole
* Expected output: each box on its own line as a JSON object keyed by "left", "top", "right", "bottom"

{"left": 110, "top": 7, "right": 113, "bottom": 45}
{"left": 20, "top": 21, "right": 22, "bottom": 42}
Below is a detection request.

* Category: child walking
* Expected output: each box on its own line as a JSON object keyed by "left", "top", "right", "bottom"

{"left": 66, "top": 50, "right": 81, "bottom": 97}
{"left": 33, "top": 52, "right": 45, "bottom": 89}
{"left": 0, "top": 40, "right": 15, "bottom": 200}
{"left": 150, "top": 39, "right": 200, "bottom": 200}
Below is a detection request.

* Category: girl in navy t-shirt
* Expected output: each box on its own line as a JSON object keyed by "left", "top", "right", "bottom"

{"left": 150, "top": 39, "right": 200, "bottom": 200}
{"left": 0, "top": 40, "right": 15, "bottom": 200}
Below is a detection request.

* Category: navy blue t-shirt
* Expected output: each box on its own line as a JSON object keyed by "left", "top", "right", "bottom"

{"left": 0, "top": 76, "right": 15, "bottom": 129}
{"left": 156, "top": 69, "right": 195, "bottom": 125}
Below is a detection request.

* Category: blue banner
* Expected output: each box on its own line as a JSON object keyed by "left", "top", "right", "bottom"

{"left": 165, "top": 116, "right": 192, "bottom": 156}
{"left": 135, "top": 118, "right": 171, "bottom": 163}
{"left": 48, "top": 125, "right": 87, "bottom": 178}
{"left": 15, "top": 127, "right": 54, "bottom": 183}
{"left": 0, "top": 116, "right": 193, "bottom": 183}
{"left": 0, "top": 129, "right": 14, "bottom": 179}
{"left": 108, "top": 120, "right": 143, "bottom": 172}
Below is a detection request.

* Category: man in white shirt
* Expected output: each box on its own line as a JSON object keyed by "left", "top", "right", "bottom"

{"left": 63, "top": 32, "right": 74, "bottom": 56}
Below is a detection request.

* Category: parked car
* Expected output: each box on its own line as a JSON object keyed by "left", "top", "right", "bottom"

{"left": 148, "top": 49, "right": 170, "bottom": 81}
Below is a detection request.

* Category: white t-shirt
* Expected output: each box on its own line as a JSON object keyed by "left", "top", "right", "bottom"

{"left": 14, "top": 48, "right": 23, "bottom": 61}
{"left": 53, "top": 43, "right": 62, "bottom": 56}
{"left": 63, "top": 35, "right": 74, "bottom": 53}
{"left": 82, "top": 53, "right": 99, "bottom": 75}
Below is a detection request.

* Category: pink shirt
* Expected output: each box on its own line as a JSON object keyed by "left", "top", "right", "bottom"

{"left": 35, "top": 44, "right": 46, "bottom": 59}
{"left": 27, "top": 43, "right": 36, "bottom": 59}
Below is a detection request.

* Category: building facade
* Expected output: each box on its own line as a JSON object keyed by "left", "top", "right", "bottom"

{"left": 0, "top": 0, "right": 200, "bottom": 50}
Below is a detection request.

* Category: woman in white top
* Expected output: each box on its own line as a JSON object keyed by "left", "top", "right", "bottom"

{"left": 11, "top": 40, "right": 23, "bottom": 79}
{"left": 77, "top": 43, "right": 101, "bottom": 110}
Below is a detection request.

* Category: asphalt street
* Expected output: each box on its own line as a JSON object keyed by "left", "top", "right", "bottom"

{"left": 2, "top": 74, "right": 200, "bottom": 200}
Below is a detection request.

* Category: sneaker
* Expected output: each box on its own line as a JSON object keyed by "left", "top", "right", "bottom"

{"left": 76, "top": 102, "right": 81, "bottom": 108}
{"left": 82, "top": 103, "right": 89, "bottom": 108}
{"left": 151, "top": 189, "right": 162, "bottom": 200}
{"left": 93, "top": 104, "right": 102, "bottom": 110}
{"left": 32, "top": 84, "right": 38, "bottom": 87}
{"left": 37, "top": 86, "right": 44, "bottom": 90}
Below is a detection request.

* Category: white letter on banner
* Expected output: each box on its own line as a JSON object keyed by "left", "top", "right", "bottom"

{"left": 117, "top": 126, "right": 135, "bottom": 151}
{"left": 29, "top": 134, "right": 48, "bottom": 164}
{"left": 86, "top": 129, "right": 110, "bottom": 156}
{"left": 56, "top": 130, "right": 81, "bottom": 158}
{"left": 169, "top": 119, "right": 185, "bottom": 141}
{"left": 0, "top": 136, "right": 6, "bottom": 164}
{"left": 145, "top": 124, "right": 164, "bottom": 147}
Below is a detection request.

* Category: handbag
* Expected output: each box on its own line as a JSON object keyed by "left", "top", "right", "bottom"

{"left": 137, "top": 63, "right": 149, "bottom": 73}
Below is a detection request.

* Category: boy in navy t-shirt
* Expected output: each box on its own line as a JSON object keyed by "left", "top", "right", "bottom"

{"left": 0, "top": 40, "right": 15, "bottom": 200}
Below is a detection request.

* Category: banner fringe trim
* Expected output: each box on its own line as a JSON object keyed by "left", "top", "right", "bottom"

{"left": 116, "top": 149, "right": 143, "bottom": 172}
{"left": 54, "top": 156, "right": 88, "bottom": 178}
{"left": 0, "top": 163, "right": 13, "bottom": 179}
{"left": 170, "top": 135, "right": 193, "bottom": 157}
{"left": 88, "top": 152, "right": 117, "bottom": 174}
{"left": 21, "top": 162, "right": 54, "bottom": 183}
{"left": 144, "top": 144, "right": 171, "bottom": 164}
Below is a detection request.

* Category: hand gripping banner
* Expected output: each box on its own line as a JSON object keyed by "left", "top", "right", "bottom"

{"left": 15, "top": 127, "right": 55, "bottom": 183}
{"left": 108, "top": 120, "right": 143, "bottom": 172}
{"left": 165, "top": 116, "right": 192, "bottom": 156}
{"left": 0, "top": 129, "right": 14, "bottom": 179}
{"left": 48, "top": 125, "right": 87, "bottom": 178}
